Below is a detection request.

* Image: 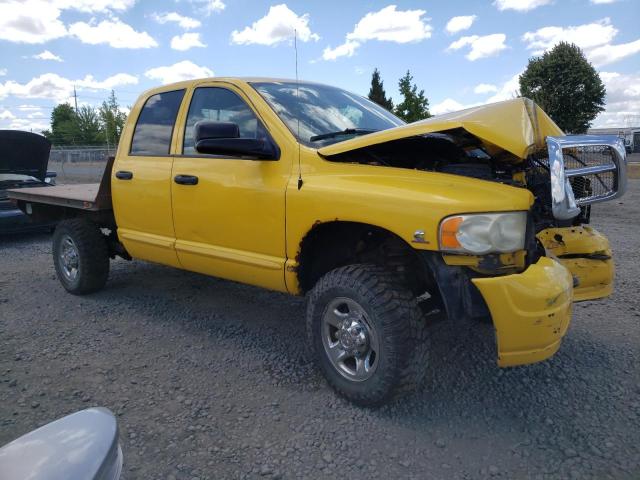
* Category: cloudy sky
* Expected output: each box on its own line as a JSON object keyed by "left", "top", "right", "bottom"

{"left": 0, "top": 0, "right": 638, "bottom": 133}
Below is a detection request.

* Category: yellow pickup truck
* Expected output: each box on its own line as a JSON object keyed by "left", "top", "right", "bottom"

{"left": 9, "top": 78, "right": 627, "bottom": 406}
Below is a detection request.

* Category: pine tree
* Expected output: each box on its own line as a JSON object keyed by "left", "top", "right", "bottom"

{"left": 99, "top": 90, "right": 128, "bottom": 147}
{"left": 394, "top": 70, "right": 430, "bottom": 123}
{"left": 519, "top": 42, "right": 605, "bottom": 133}
{"left": 368, "top": 68, "right": 394, "bottom": 111}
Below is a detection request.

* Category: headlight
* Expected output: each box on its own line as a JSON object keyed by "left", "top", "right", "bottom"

{"left": 439, "top": 212, "right": 527, "bottom": 254}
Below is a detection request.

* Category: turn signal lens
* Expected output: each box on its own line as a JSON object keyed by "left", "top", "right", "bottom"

{"left": 440, "top": 216, "right": 463, "bottom": 249}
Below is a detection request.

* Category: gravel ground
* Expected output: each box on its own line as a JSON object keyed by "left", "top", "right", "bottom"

{"left": 1, "top": 181, "right": 639, "bottom": 480}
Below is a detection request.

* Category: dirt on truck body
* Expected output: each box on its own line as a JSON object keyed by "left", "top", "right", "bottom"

{"left": 8, "top": 77, "right": 627, "bottom": 406}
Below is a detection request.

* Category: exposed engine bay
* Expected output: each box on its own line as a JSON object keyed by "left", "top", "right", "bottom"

{"left": 323, "top": 127, "right": 595, "bottom": 233}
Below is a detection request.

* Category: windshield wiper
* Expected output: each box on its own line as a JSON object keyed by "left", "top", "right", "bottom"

{"left": 309, "top": 128, "right": 378, "bottom": 142}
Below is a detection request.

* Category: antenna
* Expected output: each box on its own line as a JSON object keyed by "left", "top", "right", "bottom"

{"left": 294, "top": 29, "right": 303, "bottom": 190}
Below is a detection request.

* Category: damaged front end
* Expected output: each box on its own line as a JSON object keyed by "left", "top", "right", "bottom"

{"left": 529, "top": 134, "right": 626, "bottom": 301}
{"left": 317, "top": 98, "right": 627, "bottom": 366}
{"left": 319, "top": 98, "right": 627, "bottom": 302}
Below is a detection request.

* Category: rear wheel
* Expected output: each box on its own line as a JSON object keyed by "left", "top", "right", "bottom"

{"left": 52, "top": 219, "right": 109, "bottom": 295}
{"left": 306, "top": 264, "right": 428, "bottom": 407}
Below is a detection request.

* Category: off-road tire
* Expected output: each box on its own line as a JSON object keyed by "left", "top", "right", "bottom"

{"left": 306, "top": 264, "right": 428, "bottom": 407}
{"left": 52, "top": 219, "right": 109, "bottom": 295}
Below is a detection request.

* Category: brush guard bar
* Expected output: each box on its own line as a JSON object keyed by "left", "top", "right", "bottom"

{"left": 546, "top": 135, "right": 627, "bottom": 220}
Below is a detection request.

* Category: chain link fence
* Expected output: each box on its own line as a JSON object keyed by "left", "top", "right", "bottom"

{"left": 49, "top": 146, "right": 115, "bottom": 184}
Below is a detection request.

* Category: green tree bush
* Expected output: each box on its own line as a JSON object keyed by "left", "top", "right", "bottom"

{"left": 519, "top": 42, "right": 605, "bottom": 133}
{"left": 43, "top": 103, "right": 78, "bottom": 145}
{"left": 394, "top": 70, "right": 430, "bottom": 123}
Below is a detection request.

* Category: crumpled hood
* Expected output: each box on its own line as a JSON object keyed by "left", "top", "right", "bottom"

{"left": 0, "top": 130, "right": 51, "bottom": 180}
{"left": 318, "top": 98, "right": 563, "bottom": 160}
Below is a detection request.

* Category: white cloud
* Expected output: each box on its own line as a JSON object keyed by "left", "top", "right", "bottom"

{"left": 0, "top": 0, "right": 137, "bottom": 45}
{"left": 0, "top": 109, "right": 15, "bottom": 120}
{"left": 53, "top": 0, "right": 135, "bottom": 12}
{"left": 588, "top": 39, "right": 640, "bottom": 67}
{"left": 144, "top": 60, "right": 213, "bottom": 84}
{"left": 448, "top": 33, "right": 507, "bottom": 60}
{"left": 188, "top": 0, "right": 225, "bottom": 15}
{"left": 590, "top": 0, "right": 618, "bottom": 3}
{"left": 153, "top": 12, "right": 201, "bottom": 29}
{"left": 432, "top": 98, "right": 473, "bottom": 115}
{"left": 0, "top": 69, "right": 7, "bottom": 76}
{"left": 347, "top": 5, "right": 432, "bottom": 43}
{"left": 0, "top": 74, "right": 76, "bottom": 102}
{"left": 0, "top": 1, "right": 67, "bottom": 44}
{"left": 69, "top": 18, "right": 158, "bottom": 49}
{"left": 33, "top": 50, "right": 63, "bottom": 62}
{"left": 0, "top": 72, "right": 138, "bottom": 103}
{"left": 322, "top": 5, "right": 432, "bottom": 60}
{"left": 17, "top": 104, "right": 43, "bottom": 112}
{"left": 493, "top": 0, "right": 552, "bottom": 11}
{"left": 522, "top": 18, "right": 640, "bottom": 67}
{"left": 446, "top": 15, "right": 476, "bottom": 35}
{"left": 171, "top": 32, "right": 206, "bottom": 51}
{"left": 322, "top": 40, "right": 360, "bottom": 61}
{"left": 231, "top": 4, "right": 319, "bottom": 46}
{"left": 593, "top": 71, "right": 640, "bottom": 127}
{"left": 0, "top": 104, "right": 57, "bottom": 132}
{"left": 474, "top": 83, "right": 498, "bottom": 94}
{"left": 2, "top": 117, "right": 50, "bottom": 133}
{"left": 486, "top": 73, "right": 522, "bottom": 102}
{"left": 78, "top": 73, "right": 138, "bottom": 90}
{"left": 522, "top": 18, "right": 617, "bottom": 54}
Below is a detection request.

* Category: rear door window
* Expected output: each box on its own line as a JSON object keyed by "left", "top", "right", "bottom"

{"left": 130, "top": 89, "right": 185, "bottom": 156}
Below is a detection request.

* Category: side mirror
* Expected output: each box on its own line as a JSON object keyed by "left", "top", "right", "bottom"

{"left": 194, "top": 121, "right": 279, "bottom": 160}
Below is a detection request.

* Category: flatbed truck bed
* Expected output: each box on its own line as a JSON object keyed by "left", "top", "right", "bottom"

{"left": 7, "top": 156, "right": 115, "bottom": 223}
{"left": 8, "top": 156, "right": 114, "bottom": 211}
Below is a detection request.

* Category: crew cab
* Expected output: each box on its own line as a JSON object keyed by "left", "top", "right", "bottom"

{"left": 8, "top": 78, "right": 627, "bottom": 406}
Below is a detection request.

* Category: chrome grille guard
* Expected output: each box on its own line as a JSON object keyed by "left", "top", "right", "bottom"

{"left": 546, "top": 135, "right": 627, "bottom": 220}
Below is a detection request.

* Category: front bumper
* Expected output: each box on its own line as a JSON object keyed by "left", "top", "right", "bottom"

{"left": 537, "top": 226, "right": 614, "bottom": 302}
{"left": 472, "top": 257, "right": 574, "bottom": 367}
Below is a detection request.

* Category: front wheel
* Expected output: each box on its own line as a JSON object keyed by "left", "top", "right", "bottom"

{"left": 52, "top": 219, "right": 109, "bottom": 295}
{"left": 306, "top": 265, "right": 428, "bottom": 407}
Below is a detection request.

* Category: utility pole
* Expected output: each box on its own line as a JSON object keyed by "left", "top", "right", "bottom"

{"left": 73, "top": 86, "right": 78, "bottom": 113}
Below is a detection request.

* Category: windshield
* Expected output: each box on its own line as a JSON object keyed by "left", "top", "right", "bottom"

{"left": 251, "top": 81, "right": 404, "bottom": 147}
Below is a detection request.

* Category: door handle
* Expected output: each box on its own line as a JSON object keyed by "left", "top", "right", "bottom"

{"left": 174, "top": 174, "right": 199, "bottom": 185}
{"left": 115, "top": 170, "right": 133, "bottom": 180}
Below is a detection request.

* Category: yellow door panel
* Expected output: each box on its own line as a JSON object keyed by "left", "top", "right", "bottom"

{"left": 112, "top": 155, "right": 180, "bottom": 267}
{"left": 112, "top": 88, "right": 186, "bottom": 267}
{"left": 170, "top": 82, "right": 293, "bottom": 292}
{"left": 171, "top": 157, "right": 289, "bottom": 290}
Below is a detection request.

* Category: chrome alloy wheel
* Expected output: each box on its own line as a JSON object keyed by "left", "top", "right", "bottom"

{"left": 59, "top": 235, "right": 80, "bottom": 282}
{"left": 322, "top": 297, "right": 379, "bottom": 382}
